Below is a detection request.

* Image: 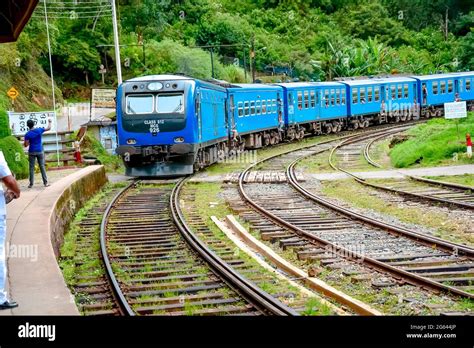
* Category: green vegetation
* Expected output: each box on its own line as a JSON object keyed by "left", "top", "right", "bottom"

{"left": 0, "top": 136, "right": 29, "bottom": 179}
{"left": 425, "top": 174, "right": 474, "bottom": 187}
{"left": 390, "top": 112, "right": 474, "bottom": 168}
{"left": 80, "top": 133, "right": 123, "bottom": 172}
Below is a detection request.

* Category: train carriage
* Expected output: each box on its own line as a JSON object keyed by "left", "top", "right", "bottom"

{"left": 275, "top": 82, "right": 347, "bottom": 137}
{"left": 227, "top": 84, "right": 284, "bottom": 148}
{"left": 411, "top": 72, "right": 474, "bottom": 115}
{"left": 341, "top": 77, "right": 418, "bottom": 126}
{"left": 116, "top": 75, "right": 228, "bottom": 176}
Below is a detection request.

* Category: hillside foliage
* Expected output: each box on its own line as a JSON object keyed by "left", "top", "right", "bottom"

{"left": 0, "top": 0, "right": 473, "bottom": 103}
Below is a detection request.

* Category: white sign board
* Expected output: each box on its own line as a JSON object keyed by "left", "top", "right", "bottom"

{"left": 444, "top": 101, "right": 467, "bottom": 119}
{"left": 8, "top": 111, "right": 57, "bottom": 136}
{"left": 91, "top": 88, "right": 116, "bottom": 109}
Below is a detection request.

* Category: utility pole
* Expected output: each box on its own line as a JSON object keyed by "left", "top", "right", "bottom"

{"left": 44, "top": 0, "right": 60, "bottom": 167}
{"left": 210, "top": 47, "right": 215, "bottom": 78}
{"left": 111, "top": 0, "right": 122, "bottom": 84}
{"left": 445, "top": 7, "right": 449, "bottom": 41}
{"left": 250, "top": 35, "right": 256, "bottom": 83}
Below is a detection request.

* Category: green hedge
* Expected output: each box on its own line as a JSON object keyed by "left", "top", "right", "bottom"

{"left": 0, "top": 110, "right": 12, "bottom": 139}
{"left": 0, "top": 136, "right": 29, "bottom": 179}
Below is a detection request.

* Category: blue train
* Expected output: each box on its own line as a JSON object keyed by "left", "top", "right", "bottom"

{"left": 116, "top": 72, "right": 474, "bottom": 176}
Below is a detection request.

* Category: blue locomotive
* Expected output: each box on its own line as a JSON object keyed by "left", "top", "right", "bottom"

{"left": 116, "top": 71, "right": 474, "bottom": 177}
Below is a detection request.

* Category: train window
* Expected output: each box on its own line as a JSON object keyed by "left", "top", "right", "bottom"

{"left": 352, "top": 88, "right": 358, "bottom": 104}
{"left": 256, "top": 100, "right": 261, "bottom": 115}
{"left": 341, "top": 90, "right": 346, "bottom": 105}
{"left": 304, "top": 91, "right": 309, "bottom": 108}
{"left": 397, "top": 85, "right": 402, "bottom": 99}
{"left": 237, "top": 102, "right": 243, "bottom": 117}
{"left": 360, "top": 88, "right": 366, "bottom": 104}
{"left": 404, "top": 84, "right": 409, "bottom": 98}
{"left": 272, "top": 99, "right": 277, "bottom": 113}
{"left": 329, "top": 89, "right": 334, "bottom": 106}
{"left": 374, "top": 88, "right": 380, "bottom": 101}
{"left": 157, "top": 94, "right": 184, "bottom": 114}
{"left": 367, "top": 87, "right": 373, "bottom": 103}
{"left": 432, "top": 81, "right": 438, "bottom": 94}
{"left": 467, "top": 79, "right": 471, "bottom": 91}
{"left": 262, "top": 100, "right": 267, "bottom": 114}
{"left": 440, "top": 81, "right": 446, "bottom": 94}
{"left": 250, "top": 101, "right": 256, "bottom": 115}
{"left": 126, "top": 94, "right": 154, "bottom": 114}
{"left": 391, "top": 85, "right": 396, "bottom": 99}
{"left": 310, "top": 91, "right": 316, "bottom": 107}
{"left": 325, "top": 90, "right": 330, "bottom": 106}
{"left": 288, "top": 93, "right": 294, "bottom": 105}
{"left": 448, "top": 80, "right": 453, "bottom": 93}
{"left": 297, "top": 92, "right": 303, "bottom": 110}
{"left": 336, "top": 90, "right": 340, "bottom": 105}
{"left": 244, "top": 102, "right": 250, "bottom": 116}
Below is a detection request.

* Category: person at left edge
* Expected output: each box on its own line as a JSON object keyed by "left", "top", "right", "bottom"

{"left": 0, "top": 150, "right": 21, "bottom": 310}
{"left": 24, "top": 119, "right": 52, "bottom": 188}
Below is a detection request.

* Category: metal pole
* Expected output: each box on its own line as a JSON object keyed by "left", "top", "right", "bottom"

{"left": 243, "top": 47, "right": 247, "bottom": 82}
{"left": 44, "top": 0, "right": 60, "bottom": 167}
{"left": 251, "top": 36, "right": 255, "bottom": 83}
{"left": 210, "top": 47, "right": 215, "bottom": 78}
{"left": 111, "top": 0, "right": 122, "bottom": 84}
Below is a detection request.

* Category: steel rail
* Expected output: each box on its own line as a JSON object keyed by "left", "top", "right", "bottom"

{"left": 171, "top": 177, "right": 298, "bottom": 316}
{"left": 362, "top": 134, "right": 474, "bottom": 209}
{"left": 235, "top": 124, "right": 474, "bottom": 300}
{"left": 286, "top": 136, "right": 474, "bottom": 299}
{"left": 100, "top": 180, "right": 138, "bottom": 316}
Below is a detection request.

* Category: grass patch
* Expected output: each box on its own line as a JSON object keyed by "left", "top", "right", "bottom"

{"left": 321, "top": 179, "right": 474, "bottom": 246}
{"left": 425, "top": 174, "right": 474, "bottom": 187}
{"left": 390, "top": 112, "right": 474, "bottom": 168}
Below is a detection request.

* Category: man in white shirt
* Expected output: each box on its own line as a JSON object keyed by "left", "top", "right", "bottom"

{"left": 0, "top": 151, "right": 20, "bottom": 309}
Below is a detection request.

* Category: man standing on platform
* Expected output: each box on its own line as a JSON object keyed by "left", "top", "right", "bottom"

{"left": 0, "top": 151, "right": 20, "bottom": 310}
{"left": 24, "top": 119, "right": 52, "bottom": 188}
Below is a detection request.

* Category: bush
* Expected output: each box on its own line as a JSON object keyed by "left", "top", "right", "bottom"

{"left": 81, "top": 133, "right": 123, "bottom": 172}
{"left": 0, "top": 110, "right": 12, "bottom": 139}
{"left": 0, "top": 136, "right": 28, "bottom": 179}
{"left": 390, "top": 113, "right": 474, "bottom": 168}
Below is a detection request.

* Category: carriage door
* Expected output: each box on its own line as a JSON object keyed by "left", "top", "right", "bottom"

{"left": 277, "top": 93, "right": 283, "bottom": 127}
{"left": 229, "top": 95, "right": 235, "bottom": 137}
{"left": 195, "top": 91, "right": 202, "bottom": 142}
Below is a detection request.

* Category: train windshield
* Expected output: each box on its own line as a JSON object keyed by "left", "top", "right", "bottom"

{"left": 157, "top": 94, "right": 184, "bottom": 114}
{"left": 126, "top": 95, "right": 154, "bottom": 114}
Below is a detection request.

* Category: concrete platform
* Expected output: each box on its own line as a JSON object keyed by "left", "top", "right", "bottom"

{"left": 1, "top": 165, "right": 107, "bottom": 315}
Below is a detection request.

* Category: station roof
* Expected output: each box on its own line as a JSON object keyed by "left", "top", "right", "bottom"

{"left": 0, "top": 0, "right": 38, "bottom": 43}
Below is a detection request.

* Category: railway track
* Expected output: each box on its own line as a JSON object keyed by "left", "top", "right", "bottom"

{"left": 330, "top": 130, "right": 474, "bottom": 210}
{"left": 99, "top": 180, "right": 297, "bottom": 316}
{"left": 233, "top": 124, "right": 474, "bottom": 313}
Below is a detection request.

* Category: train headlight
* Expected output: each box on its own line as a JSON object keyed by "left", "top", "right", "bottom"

{"left": 174, "top": 137, "right": 184, "bottom": 143}
{"left": 127, "top": 139, "right": 137, "bottom": 145}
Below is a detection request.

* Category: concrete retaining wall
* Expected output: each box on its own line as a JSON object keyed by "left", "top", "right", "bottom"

{"left": 50, "top": 165, "right": 107, "bottom": 258}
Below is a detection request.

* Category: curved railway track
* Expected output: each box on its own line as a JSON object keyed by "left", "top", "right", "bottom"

{"left": 330, "top": 130, "right": 474, "bottom": 210}
{"left": 235, "top": 124, "right": 474, "bottom": 305}
{"left": 99, "top": 179, "right": 297, "bottom": 316}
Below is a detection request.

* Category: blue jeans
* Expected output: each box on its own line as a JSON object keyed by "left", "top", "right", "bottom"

{"left": 0, "top": 216, "right": 7, "bottom": 304}
{"left": 29, "top": 152, "right": 48, "bottom": 186}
